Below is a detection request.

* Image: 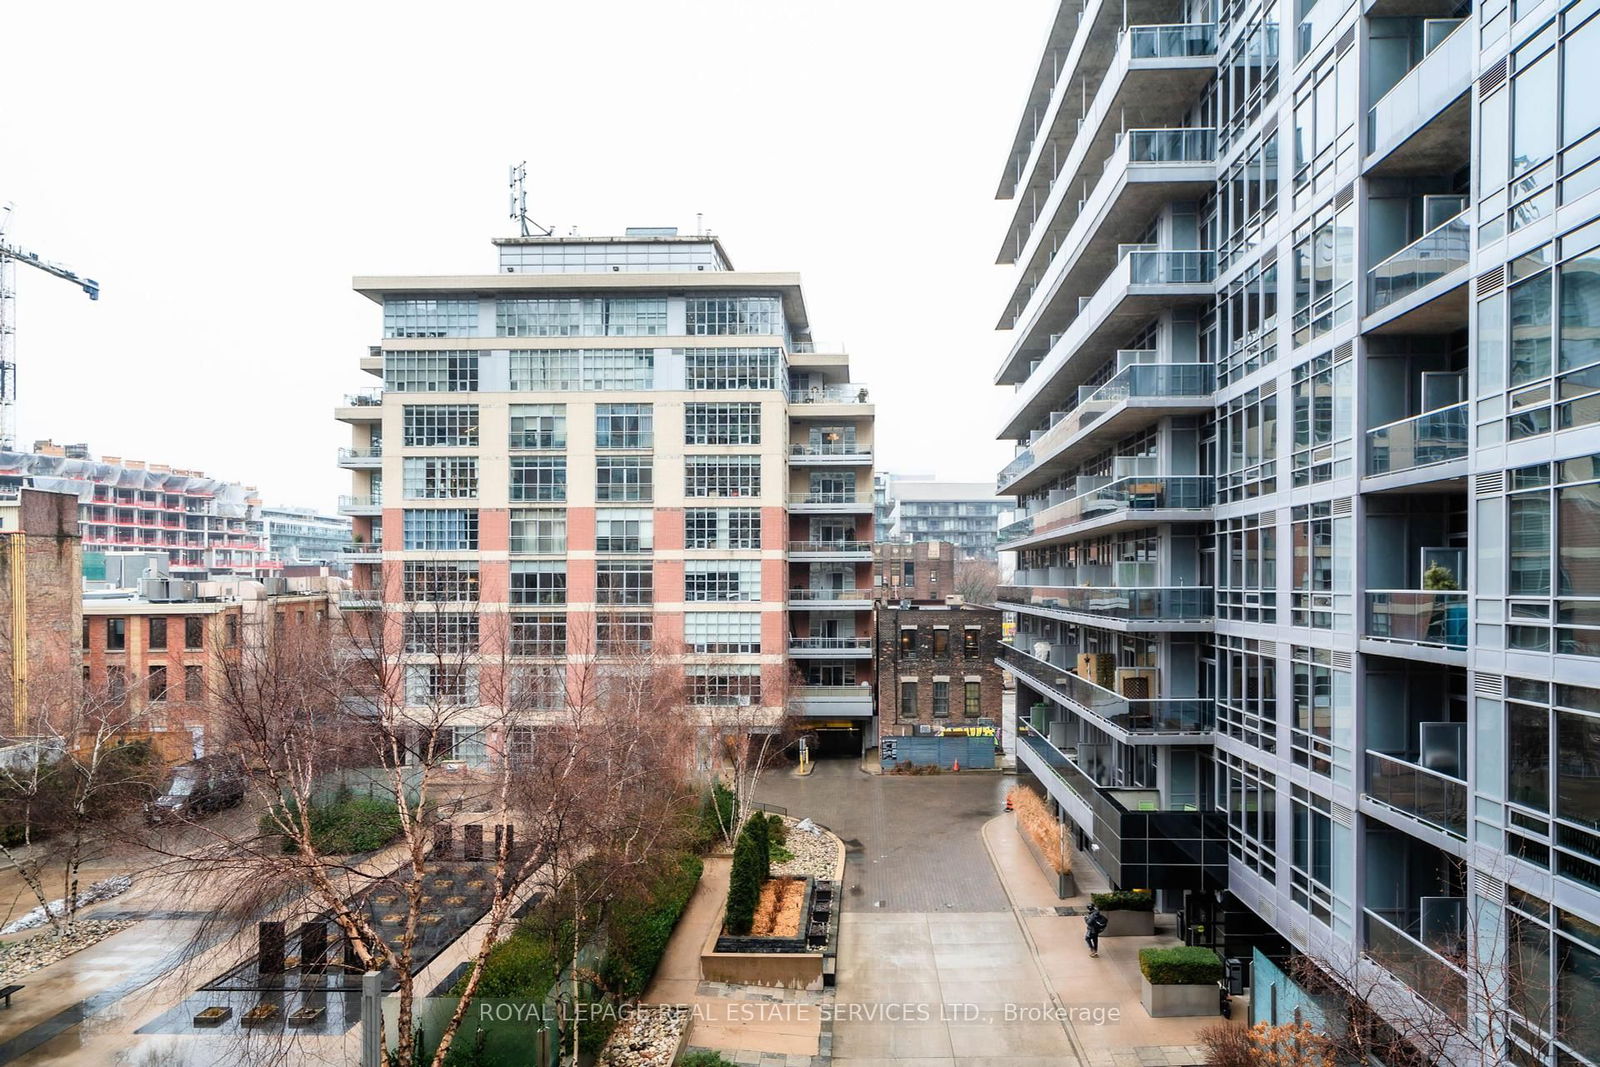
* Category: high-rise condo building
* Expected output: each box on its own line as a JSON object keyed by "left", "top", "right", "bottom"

{"left": 994, "top": 0, "right": 1600, "bottom": 1057}
{"left": 340, "top": 229, "right": 877, "bottom": 757}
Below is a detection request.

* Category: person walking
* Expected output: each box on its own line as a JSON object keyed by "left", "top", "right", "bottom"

{"left": 1084, "top": 903, "right": 1108, "bottom": 958}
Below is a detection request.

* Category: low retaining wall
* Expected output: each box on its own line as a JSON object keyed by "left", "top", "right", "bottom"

{"left": 1141, "top": 977, "right": 1219, "bottom": 1018}
{"left": 1014, "top": 818, "right": 1074, "bottom": 899}
{"left": 1101, "top": 910, "right": 1155, "bottom": 936}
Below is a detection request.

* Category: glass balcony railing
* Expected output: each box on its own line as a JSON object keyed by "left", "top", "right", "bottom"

{"left": 1023, "top": 476, "right": 1214, "bottom": 537}
{"left": 787, "top": 540, "right": 873, "bottom": 554}
{"left": 1369, "top": 214, "right": 1470, "bottom": 312}
{"left": 998, "top": 584, "right": 1213, "bottom": 622}
{"left": 790, "top": 443, "right": 872, "bottom": 458}
{"left": 341, "top": 388, "right": 383, "bottom": 407}
{"left": 1128, "top": 250, "right": 1214, "bottom": 284}
{"left": 788, "top": 384, "right": 870, "bottom": 405}
{"left": 337, "top": 495, "right": 383, "bottom": 511}
{"left": 1367, "top": 18, "right": 1473, "bottom": 155}
{"left": 1363, "top": 909, "right": 1467, "bottom": 1021}
{"left": 1122, "top": 22, "right": 1218, "bottom": 58}
{"left": 1365, "top": 750, "right": 1468, "bottom": 837}
{"left": 1367, "top": 402, "right": 1468, "bottom": 474}
{"left": 787, "top": 490, "right": 874, "bottom": 507}
{"left": 1108, "top": 128, "right": 1217, "bottom": 175}
{"left": 1366, "top": 590, "right": 1468, "bottom": 649}
{"left": 1004, "top": 647, "right": 1214, "bottom": 734}
{"left": 787, "top": 587, "right": 873, "bottom": 603}
{"left": 997, "top": 516, "right": 1035, "bottom": 545}
{"left": 788, "top": 637, "right": 872, "bottom": 652}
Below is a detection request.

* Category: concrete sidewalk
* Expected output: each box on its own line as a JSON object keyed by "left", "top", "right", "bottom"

{"left": 982, "top": 815, "right": 1212, "bottom": 1067}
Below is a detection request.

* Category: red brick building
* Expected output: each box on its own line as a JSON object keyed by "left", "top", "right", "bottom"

{"left": 875, "top": 600, "right": 1005, "bottom": 736}
{"left": 0, "top": 488, "right": 84, "bottom": 732}
{"left": 872, "top": 540, "right": 956, "bottom": 603}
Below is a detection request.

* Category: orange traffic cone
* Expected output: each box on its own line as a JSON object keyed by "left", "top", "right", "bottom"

{"left": 1005, "top": 793, "right": 1014, "bottom": 813}
{"left": 952, "top": 759, "right": 960, "bottom": 772}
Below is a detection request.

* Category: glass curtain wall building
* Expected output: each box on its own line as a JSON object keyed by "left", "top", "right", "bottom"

{"left": 993, "top": 0, "right": 1600, "bottom": 1058}
{"left": 339, "top": 229, "right": 878, "bottom": 760}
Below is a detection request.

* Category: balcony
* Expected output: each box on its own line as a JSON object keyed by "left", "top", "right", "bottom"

{"left": 1362, "top": 908, "right": 1467, "bottom": 1021}
{"left": 1366, "top": 402, "right": 1468, "bottom": 478}
{"left": 788, "top": 637, "right": 873, "bottom": 659}
{"left": 998, "top": 583, "right": 1212, "bottom": 628}
{"left": 787, "top": 587, "right": 874, "bottom": 608}
{"left": 1000, "top": 251, "right": 1216, "bottom": 439}
{"left": 336, "top": 446, "right": 383, "bottom": 470}
{"left": 1366, "top": 213, "right": 1470, "bottom": 331}
{"left": 999, "top": 362, "right": 1214, "bottom": 494}
{"left": 341, "top": 542, "right": 383, "bottom": 564}
{"left": 1366, "top": 18, "right": 1473, "bottom": 175}
{"left": 339, "top": 588, "right": 382, "bottom": 610}
{"left": 787, "top": 540, "right": 873, "bottom": 561}
{"left": 335, "top": 388, "right": 384, "bottom": 423}
{"left": 1365, "top": 751, "right": 1467, "bottom": 838}
{"left": 787, "top": 490, "right": 874, "bottom": 514}
{"left": 1009, "top": 475, "right": 1214, "bottom": 549}
{"left": 794, "top": 685, "right": 874, "bottom": 718}
{"left": 789, "top": 443, "right": 873, "bottom": 465}
{"left": 1016, "top": 730, "right": 1226, "bottom": 890}
{"left": 1001, "top": 644, "right": 1213, "bottom": 736}
{"left": 788, "top": 384, "right": 871, "bottom": 410}
{"left": 997, "top": 516, "right": 1035, "bottom": 546}
{"left": 1365, "top": 591, "right": 1467, "bottom": 650}
{"left": 337, "top": 495, "right": 383, "bottom": 517}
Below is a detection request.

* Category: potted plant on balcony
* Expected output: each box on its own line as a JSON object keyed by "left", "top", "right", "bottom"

{"left": 1090, "top": 890, "right": 1156, "bottom": 936}
{"left": 1423, "top": 562, "right": 1466, "bottom": 646}
{"left": 1139, "top": 946, "right": 1224, "bottom": 1018}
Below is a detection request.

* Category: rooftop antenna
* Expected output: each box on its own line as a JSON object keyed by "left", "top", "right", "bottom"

{"left": 507, "top": 162, "right": 553, "bottom": 238}
{"left": 696, "top": 212, "right": 703, "bottom": 236}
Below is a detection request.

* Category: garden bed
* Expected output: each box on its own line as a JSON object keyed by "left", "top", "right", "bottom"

{"left": 749, "top": 877, "right": 805, "bottom": 938}
{"left": 0, "top": 919, "right": 137, "bottom": 984}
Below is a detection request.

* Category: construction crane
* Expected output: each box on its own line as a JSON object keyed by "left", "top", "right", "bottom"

{"left": 0, "top": 204, "right": 99, "bottom": 453}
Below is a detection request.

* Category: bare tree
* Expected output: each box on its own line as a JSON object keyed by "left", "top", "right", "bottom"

{"left": 699, "top": 662, "right": 799, "bottom": 848}
{"left": 954, "top": 558, "right": 1000, "bottom": 604}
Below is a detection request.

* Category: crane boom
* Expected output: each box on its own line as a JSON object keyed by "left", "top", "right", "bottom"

{"left": 0, "top": 207, "right": 99, "bottom": 452}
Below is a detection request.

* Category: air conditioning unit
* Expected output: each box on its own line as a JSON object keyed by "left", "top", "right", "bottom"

{"left": 1115, "top": 668, "right": 1160, "bottom": 700}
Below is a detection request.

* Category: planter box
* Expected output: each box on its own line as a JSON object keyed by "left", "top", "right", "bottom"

{"left": 1141, "top": 976, "right": 1219, "bottom": 1018}
{"left": 1100, "top": 910, "right": 1155, "bottom": 936}
{"left": 1014, "top": 818, "right": 1074, "bottom": 899}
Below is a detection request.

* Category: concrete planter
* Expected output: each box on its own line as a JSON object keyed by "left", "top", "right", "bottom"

{"left": 1014, "top": 819, "right": 1074, "bottom": 899}
{"left": 1141, "top": 976, "right": 1219, "bottom": 1018}
{"left": 1100, "top": 909, "right": 1155, "bottom": 936}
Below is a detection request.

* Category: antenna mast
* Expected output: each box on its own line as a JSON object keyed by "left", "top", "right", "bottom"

{"left": 508, "top": 162, "right": 553, "bottom": 238}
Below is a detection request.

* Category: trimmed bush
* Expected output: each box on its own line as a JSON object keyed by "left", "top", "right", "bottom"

{"left": 265, "top": 794, "right": 404, "bottom": 855}
{"left": 597, "top": 853, "right": 703, "bottom": 998}
{"left": 766, "top": 813, "right": 787, "bottom": 846}
{"left": 678, "top": 1053, "right": 739, "bottom": 1067}
{"left": 1091, "top": 890, "right": 1155, "bottom": 912}
{"left": 1139, "top": 946, "right": 1224, "bottom": 986}
{"left": 744, "top": 811, "right": 771, "bottom": 880}
{"left": 725, "top": 832, "right": 763, "bottom": 935}
{"left": 458, "top": 929, "right": 561, "bottom": 999}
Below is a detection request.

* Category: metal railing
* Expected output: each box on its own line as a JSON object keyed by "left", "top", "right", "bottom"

{"left": 1122, "top": 22, "right": 1218, "bottom": 58}
{"left": 1366, "top": 751, "right": 1468, "bottom": 836}
{"left": 788, "top": 637, "right": 873, "bottom": 651}
{"left": 788, "top": 540, "right": 873, "bottom": 554}
{"left": 1367, "top": 18, "right": 1472, "bottom": 154}
{"left": 1368, "top": 213, "right": 1470, "bottom": 312}
{"left": 339, "top": 588, "right": 383, "bottom": 607}
{"left": 1367, "top": 402, "right": 1468, "bottom": 474}
{"left": 1003, "top": 645, "right": 1213, "bottom": 733}
{"left": 998, "top": 584, "right": 1213, "bottom": 622}
{"left": 1366, "top": 591, "right": 1468, "bottom": 649}
{"left": 788, "top": 385, "right": 870, "bottom": 404}
{"left": 787, "top": 491, "right": 874, "bottom": 507}
{"left": 788, "top": 588, "right": 874, "bottom": 602}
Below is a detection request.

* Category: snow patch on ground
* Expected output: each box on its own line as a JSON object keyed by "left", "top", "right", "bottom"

{"left": 0, "top": 874, "right": 133, "bottom": 935}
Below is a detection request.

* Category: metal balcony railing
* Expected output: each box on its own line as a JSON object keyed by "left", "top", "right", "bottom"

{"left": 1369, "top": 213, "right": 1470, "bottom": 313}
{"left": 788, "top": 588, "right": 873, "bottom": 602}
{"left": 337, "top": 446, "right": 383, "bottom": 462}
{"left": 788, "top": 637, "right": 873, "bottom": 651}
{"left": 998, "top": 584, "right": 1213, "bottom": 622}
{"left": 1365, "top": 751, "right": 1468, "bottom": 837}
{"left": 787, "top": 540, "right": 873, "bottom": 554}
{"left": 1366, "top": 591, "right": 1468, "bottom": 649}
{"left": 1367, "top": 402, "right": 1468, "bottom": 474}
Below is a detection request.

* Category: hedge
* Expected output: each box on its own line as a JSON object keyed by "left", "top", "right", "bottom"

{"left": 725, "top": 832, "right": 763, "bottom": 935}
{"left": 266, "top": 794, "right": 404, "bottom": 855}
{"left": 744, "top": 811, "right": 771, "bottom": 880}
{"left": 678, "top": 1053, "right": 739, "bottom": 1067}
{"left": 597, "top": 853, "right": 704, "bottom": 998}
{"left": 1091, "top": 890, "right": 1154, "bottom": 912}
{"left": 1139, "top": 946, "right": 1224, "bottom": 985}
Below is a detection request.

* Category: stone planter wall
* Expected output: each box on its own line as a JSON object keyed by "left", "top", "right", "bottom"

{"left": 1014, "top": 818, "right": 1074, "bottom": 899}
{"left": 1141, "top": 975, "right": 1220, "bottom": 1018}
{"left": 1100, "top": 910, "right": 1155, "bottom": 936}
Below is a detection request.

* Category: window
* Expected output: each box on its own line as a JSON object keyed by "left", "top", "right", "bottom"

{"left": 106, "top": 618, "right": 126, "bottom": 651}
{"left": 964, "top": 681, "right": 981, "bottom": 717}
{"left": 1290, "top": 786, "right": 1336, "bottom": 926}
{"left": 899, "top": 627, "right": 917, "bottom": 653}
{"left": 384, "top": 351, "right": 480, "bottom": 392}
{"left": 685, "top": 295, "right": 784, "bottom": 335}
{"left": 510, "top": 666, "right": 566, "bottom": 710}
{"left": 403, "top": 456, "right": 478, "bottom": 499}
{"left": 596, "top": 612, "right": 653, "bottom": 654}
{"left": 147, "top": 617, "right": 167, "bottom": 650}
{"left": 1292, "top": 198, "right": 1355, "bottom": 344}
{"left": 1290, "top": 646, "right": 1351, "bottom": 780}
{"left": 1218, "top": 256, "right": 1278, "bottom": 385}
{"left": 510, "top": 614, "right": 567, "bottom": 656}
{"left": 1219, "top": 511, "right": 1278, "bottom": 623}
{"left": 1218, "top": 635, "right": 1277, "bottom": 753}
{"left": 506, "top": 727, "right": 536, "bottom": 765}
{"left": 684, "top": 560, "right": 761, "bottom": 601}
{"left": 595, "top": 509, "right": 653, "bottom": 553}
{"left": 1217, "top": 385, "right": 1278, "bottom": 503}
{"left": 596, "top": 562, "right": 653, "bottom": 606}
{"left": 1503, "top": 457, "right": 1600, "bottom": 654}
{"left": 106, "top": 666, "right": 126, "bottom": 704}
{"left": 147, "top": 666, "right": 168, "bottom": 703}
{"left": 583, "top": 350, "right": 655, "bottom": 389}
{"left": 684, "top": 347, "right": 782, "bottom": 390}
{"left": 509, "top": 351, "right": 579, "bottom": 390}
{"left": 685, "top": 403, "right": 761, "bottom": 444}
{"left": 403, "top": 405, "right": 479, "bottom": 447}
{"left": 933, "top": 629, "right": 949, "bottom": 656}
{"left": 1219, "top": 131, "right": 1280, "bottom": 271}
{"left": 509, "top": 350, "right": 655, "bottom": 390}
{"left": 899, "top": 681, "right": 918, "bottom": 719}
{"left": 403, "top": 561, "right": 480, "bottom": 602}
{"left": 1291, "top": 349, "right": 1353, "bottom": 485}
{"left": 496, "top": 296, "right": 667, "bottom": 337}
{"left": 1291, "top": 500, "right": 1352, "bottom": 628}
{"left": 403, "top": 509, "right": 478, "bottom": 550}
{"left": 405, "top": 666, "right": 477, "bottom": 706}
{"left": 184, "top": 665, "right": 203, "bottom": 702}
{"left": 684, "top": 612, "right": 761, "bottom": 653}
{"left": 1221, "top": 751, "right": 1278, "bottom": 880}
{"left": 510, "top": 562, "right": 566, "bottom": 606}
{"left": 595, "top": 404, "right": 653, "bottom": 449}
{"left": 509, "top": 510, "right": 566, "bottom": 554}
{"left": 964, "top": 628, "right": 981, "bottom": 655}
{"left": 404, "top": 612, "right": 480, "bottom": 653}
{"left": 384, "top": 297, "right": 477, "bottom": 338}
{"left": 685, "top": 456, "right": 761, "bottom": 498}
{"left": 688, "top": 664, "right": 761, "bottom": 706}
{"left": 1215, "top": 4, "right": 1278, "bottom": 149}
{"left": 225, "top": 615, "right": 239, "bottom": 647}
{"left": 596, "top": 457, "right": 652, "bottom": 502}
{"left": 1290, "top": 38, "right": 1355, "bottom": 204}
{"left": 685, "top": 508, "right": 760, "bottom": 549}
{"left": 509, "top": 405, "right": 566, "bottom": 449}
{"left": 932, "top": 681, "right": 950, "bottom": 717}
{"left": 510, "top": 457, "right": 566, "bottom": 502}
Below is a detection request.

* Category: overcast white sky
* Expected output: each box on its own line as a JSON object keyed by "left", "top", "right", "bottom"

{"left": 1, "top": 1, "right": 1051, "bottom": 512}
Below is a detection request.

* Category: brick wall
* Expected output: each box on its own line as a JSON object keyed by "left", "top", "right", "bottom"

{"left": 874, "top": 602, "right": 1005, "bottom": 736}
{"left": 872, "top": 540, "right": 956, "bottom": 602}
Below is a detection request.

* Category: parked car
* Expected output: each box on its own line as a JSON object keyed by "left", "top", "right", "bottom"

{"left": 145, "top": 759, "right": 244, "bottom": 823}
